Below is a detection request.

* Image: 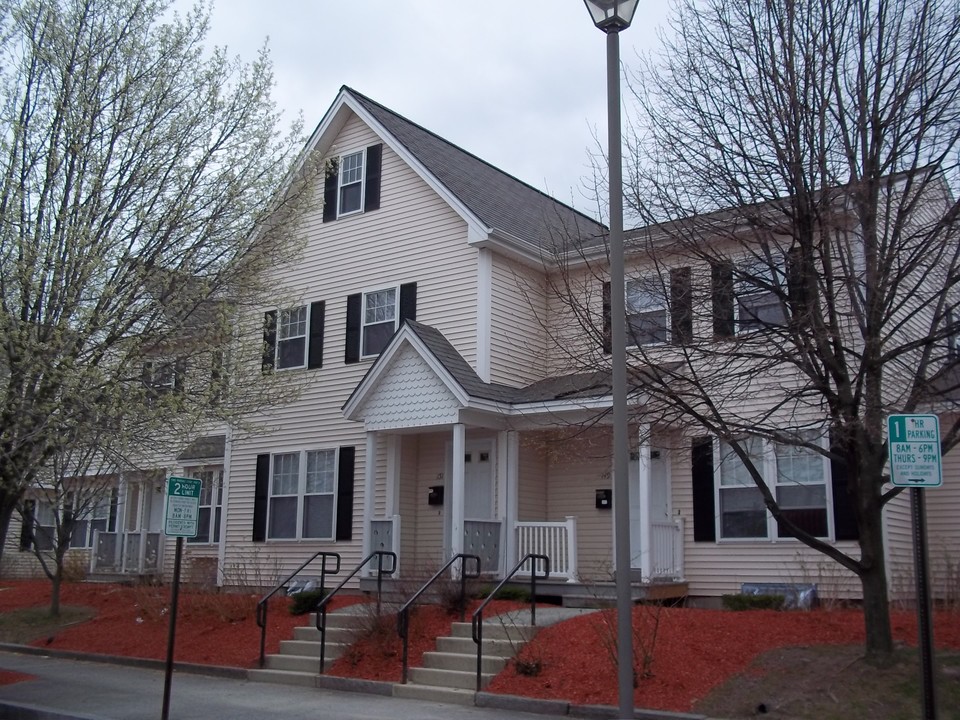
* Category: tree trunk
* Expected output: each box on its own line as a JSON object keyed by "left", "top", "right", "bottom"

{"left": 858, "top": 507, "right": 894, "bottom": 664}
{"left": 0, "top": 493, "right": 19, "bottom": 576}
{"left": 50, "top": 568, "right": 62, "bottom": 618}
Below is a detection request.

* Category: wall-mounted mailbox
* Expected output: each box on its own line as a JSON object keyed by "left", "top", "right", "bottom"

{"left": 595, "top": 488, "right": 612, "bottom": 510}
{"left": 428, "top": 485, "right": 444, "bottom": 506}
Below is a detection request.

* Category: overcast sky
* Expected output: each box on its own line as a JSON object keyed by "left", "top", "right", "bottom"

{"left": 182, "top": 1, "right": 672, "bottom": 219}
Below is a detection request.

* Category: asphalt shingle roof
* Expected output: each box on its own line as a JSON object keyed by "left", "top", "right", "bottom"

{"left": 346, "top": 87, "right": 606, "bottom": 254}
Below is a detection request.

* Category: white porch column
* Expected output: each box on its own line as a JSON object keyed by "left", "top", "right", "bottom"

{"left": 385, "top": 434, "right": 400, "bottom": 517}
{"left": 499, "top": 430, "right": 519, "bottom": 574}
{"left": 450, "top": 424, "right": 466, "bottom": 565}
{"left": 361, "top": 431, "right": 378, "bottom": 567}
{"left": 637, "top": 423, "right": 652, "bottom": 579}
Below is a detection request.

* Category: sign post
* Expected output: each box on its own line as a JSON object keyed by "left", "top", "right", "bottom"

{"left": 161, "top": 476, "right": 201, "bottom": 720}
{"left": 887, "top": 414, "right": 942, "bottom": 720}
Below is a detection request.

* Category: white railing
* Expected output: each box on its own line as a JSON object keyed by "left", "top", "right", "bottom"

{"left": 91, "top": 530, "right": 162, "bottom": 574}
{"left": 651, "top": 518, "right": 684, "bottom": 580}
{"left": 514, "top": 516, "right": 577, "bottom": 582}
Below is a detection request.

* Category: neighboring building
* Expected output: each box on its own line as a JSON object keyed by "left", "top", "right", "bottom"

{"left": 5, "top": 86, "right": 958, "bottom": 605}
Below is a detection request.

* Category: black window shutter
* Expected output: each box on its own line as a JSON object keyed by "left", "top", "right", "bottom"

{"left": 602, "top": 281, "right": 612, "bottom": 354}
{"left": 345, "top": 294, "right": 361, "bottom": 364}
{"left": 322, "top": 160, "right": 338, "bottom": 223}
{"left": 173, "top": 358, "right": 187, "bottom": 393}
{"left": 399, "top": 282, "right": 417, "bottom": 324}
{"left": 253, "top": 454, "right": 270, "bottom": 542}
{"left": 691, "top": 437, "right": 717, "bottom": 542}
{"left": 830, "top": 432, "right": 859, "bottom": 541}
{"left": 670, "top": 266, "right": 693, "bottom": 344}
{"left": 336, "top": 446, "right": 356, "bottom": 541}
{"left": 20, "top": 499, "right": 35, "bottom": 551}
{"left": 262, "top": 311, "right": 277, "bottom": 374}
{"left": 308, "top": 301, "right": 325, "bottom": 369}
{"left": 364, "top": 144, "right": 382, "bottom": 212}
{"left": 711, "top": 261, "right": 735, "bottom": 338}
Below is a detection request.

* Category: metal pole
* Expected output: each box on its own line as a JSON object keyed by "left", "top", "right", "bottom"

{"left": 605, "top": 27, "right": 635, "bottom": 720}
{"left": 161, "top": 536, "right": 184, "bottom": 720}
{"left": 911, "top": 488, "right": 938, "bottom": 719}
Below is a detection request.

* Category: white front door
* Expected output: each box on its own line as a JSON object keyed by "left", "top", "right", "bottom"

{"left": 464, "top": 441, "right": 494, "bottom": 521}
{"left": 629, "top": 448, "right": 669, "bottom": 569}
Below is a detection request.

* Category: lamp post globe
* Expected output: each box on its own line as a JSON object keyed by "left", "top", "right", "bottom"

{"left": 583, "top": 0, "right": 640, "bottom": 32}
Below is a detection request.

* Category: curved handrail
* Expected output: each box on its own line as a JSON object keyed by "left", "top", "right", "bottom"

{"left": 314, "top": 550, "right": 397, "bottom": 673}
{"left": 255, "top": 550, "right": 341, "bottom": 668}
{"left": 471, "top": 553, "right": 550, "bottom": 692}
{"left": 396, "top": 553, "right": 481, "bottom": 684}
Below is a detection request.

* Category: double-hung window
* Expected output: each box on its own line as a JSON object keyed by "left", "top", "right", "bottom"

{"left": 736, "top": 258, "right": 786, "bottom": 333}
{"left": 268, "top": 449, "right": 338, "bottom": 540}
{"left": 277, "top": 306, "right": 308, "bottom": 369}
{"left": 362, "top": 287, "right": 398, "bottom": 358}
{"left": 338, "top": 150, "right": 365, "bottom": 216}
{"left": 715, "top": 434, "right": 830, "bottom": 540}
{"left": 67, "top": 491, "right": 115, "bottom": 549}
{"left": 626, "top": 278, "right": 668, "bottom": 346}
{"left": 186, "top": 467, "right": 223, "bottom": 544}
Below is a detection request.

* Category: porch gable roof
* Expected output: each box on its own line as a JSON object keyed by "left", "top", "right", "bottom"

{"left": 343, "top": 321, "right": 644, "bottom": 426}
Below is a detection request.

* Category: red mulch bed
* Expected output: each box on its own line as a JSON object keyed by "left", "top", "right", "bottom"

{"left": 485, "top": 604, "right": 960, "bottom": 712}
{"left": 3, "top": 580, "right": 959, "bottom": 713}
{"left": 0, "top": 670, "right": 35, "bottom": 686}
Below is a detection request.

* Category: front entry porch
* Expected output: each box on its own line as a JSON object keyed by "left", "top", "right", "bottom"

{"left": 90, "top": 475, "right": 165, "bottom": 578}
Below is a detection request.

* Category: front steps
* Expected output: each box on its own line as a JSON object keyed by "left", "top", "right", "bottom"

{"left": 395, "top": 619, "right": 534, "bottom": 703}
{"left": 248, "top": 605, "right": 369, "bottom": 685}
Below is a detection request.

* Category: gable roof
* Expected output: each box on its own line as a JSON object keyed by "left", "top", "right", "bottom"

{"left": 307, "top": 86, "right": 606, "bottom": 259}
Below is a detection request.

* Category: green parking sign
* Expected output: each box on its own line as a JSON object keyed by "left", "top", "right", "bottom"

{"left": 164, "top": 476, "right": 202, "bottom": 537}
{"left": 887, "top": 414, "right": 942, "bottom": 488}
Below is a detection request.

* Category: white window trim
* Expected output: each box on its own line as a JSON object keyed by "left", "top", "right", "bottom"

{"left": 626, "top": 276, "right": 670, "bottom": 347}
{"left": 713, "top": 434, "right": 834, "bottom": 543}
{"left": 360, "top": 285, "right": 400, "bottom": 360}
{"left": 267, "top": 448, "right": 339, "bottom": 541}
{"left": 337, "top": 148, "right": 366, "bottom": 218}
{"left": 275, "top": 304, "right": 310, "bottom": 371}
{"left": 184, "top": 466, "right": 223, "bottom": 545}
{"left": 734, "top": 256, "right": 786, "bottom": 335}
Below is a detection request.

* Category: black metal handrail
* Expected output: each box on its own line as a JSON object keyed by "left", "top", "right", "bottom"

{"left": 396, "top": 553, "right": 481, "bottom": 684}
{"left": 255, "top": 550, "right": 341, "bottom": 668}
{"left": 471, "top": 553, "right": 549, "bottom": 691}
{"left": 314, "top": 550, "right": 397, "bottom": 673}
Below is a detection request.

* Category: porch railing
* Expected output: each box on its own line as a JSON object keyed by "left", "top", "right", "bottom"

{"left": 515, "top": 517, "right": 577, "bottom": 582}
{"left": 91, "top": 530, "right": 162, "bottom": 574}
{"left": 370, "top": 515, "right": 401, "bottom": 575}
{"left": 651, "top": 518, "right": 684, "bottom": 580}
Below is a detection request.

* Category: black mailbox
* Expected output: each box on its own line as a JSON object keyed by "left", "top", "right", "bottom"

{"left": 428, "top": 485, "right": 444, "bottom": 506}
{"left": 596, "top": 488, "right": 612, "bottom": 509}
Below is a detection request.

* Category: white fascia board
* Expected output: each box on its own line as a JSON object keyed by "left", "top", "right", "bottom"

{"left": 342, "top": 327, "right": 471, "bottom": 420}
{"left": 470, "top": 231, "right": 549, "bottom": 270}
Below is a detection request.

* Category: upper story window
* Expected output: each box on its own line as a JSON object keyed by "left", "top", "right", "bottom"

{"left": 185, "top": 467, "right": 223, "bottom": 545}
{"left": 736, "top": 258, "right": 786, "bottom": 333}
{"left": 323, "top": 144, "right": 382, "bottom": 223}
{"left": 715, "top": 432, "right": 829, "bottom": 541}
{"left": 277, "top": 306, "right": 308, "bottom": 369}
{"left": 626, "top": 278, "right": 667, "bottom": 346}
{"left": 142, "top": 359, "right": 183, "bottom": 393}
{"left": 262, "top": 301, "right": 325, "bottom": 373}
{"left": 338, "top": 151, "right": 365, "bottom": 215}
{"left": 362, "top": 287, "right": 398, "bottom": 357}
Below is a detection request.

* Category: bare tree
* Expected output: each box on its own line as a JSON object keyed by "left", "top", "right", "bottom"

{"left": 0, "top": 0, "right": 320, "bottom": 570}
{"left": 545, "top": 0, "right": 960, "bottom": 663}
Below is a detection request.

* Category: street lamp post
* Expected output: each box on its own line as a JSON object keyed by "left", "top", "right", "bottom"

{"left": 583, "top": 2, "right": 639, "bottom": 718}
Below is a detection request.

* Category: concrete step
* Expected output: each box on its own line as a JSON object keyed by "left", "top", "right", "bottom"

{"left": 392, "top": 683, "right": 476, "bottom": 706}
{"left": 263, "top": 654, "right": 327, "bottom": 674}
{"left": 277, "top": 639, "right": 349, "bottom": 658}
{"left": 407, "top": 666, "right": 493, "bottom": 691}
{"left": 450, "top": 621, "right": 534, "bottom": 643}
{"left": 307, "top": 608, "right": 377, "bottom": 629}
{"left": 436, "top": 635, "right": 516, "bottom": 657}
{"left": 293, "top": 625, "right": 360, "bottom": 643}
{"left": 247, "top": 668, "right": 317, "bottom": 687}
{"left": 421, "top": 650, "right": 507, "bottom": 674}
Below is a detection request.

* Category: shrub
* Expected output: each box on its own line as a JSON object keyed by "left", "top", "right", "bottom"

{"left": 475, "top": 585, "right": 531, "bottom": 603}
{"left": 721, "top": 593, "right": 785, "bottom": 611}
{"left": 288, "top": 589, "right": 327, "bottom": 616}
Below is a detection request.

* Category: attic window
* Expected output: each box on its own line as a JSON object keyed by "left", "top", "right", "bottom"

{"left": 338, "top": 150, "right": 364, "bottom": 215}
